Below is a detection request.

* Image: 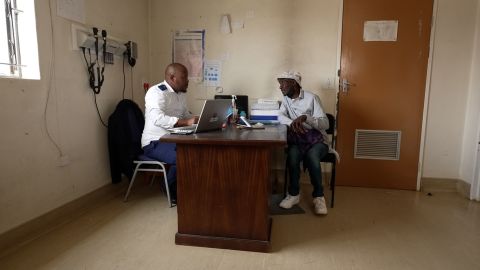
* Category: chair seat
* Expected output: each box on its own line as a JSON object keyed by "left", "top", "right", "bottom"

{"left": 124, "top": 154, "right": 173, "bottom": 207}
{"left": 321, "top": 153, "right": 336, "bottom": 163}
{"left": 136, "top": 154, "right": 157, "bottom": 161}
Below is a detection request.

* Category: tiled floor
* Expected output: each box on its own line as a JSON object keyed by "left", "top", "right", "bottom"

{"left": 1, "top": 184, "right": 479, "bottom": 270}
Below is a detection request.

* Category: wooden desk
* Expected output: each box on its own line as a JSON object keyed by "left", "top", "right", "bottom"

{"left": 160, "top": 125, "right": 286, "bottom": 252}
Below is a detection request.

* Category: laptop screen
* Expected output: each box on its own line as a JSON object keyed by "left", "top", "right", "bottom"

{"left": 194, "top": 99, "right": 232, "bottom": 133}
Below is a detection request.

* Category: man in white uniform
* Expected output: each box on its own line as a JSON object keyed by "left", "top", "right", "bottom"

{"left": 141, "top": 63, "right": 198, "bottom": 205}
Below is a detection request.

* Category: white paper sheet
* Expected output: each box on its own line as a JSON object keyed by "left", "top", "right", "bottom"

{"left": 363, "top": 20, "right": 398, "bottom": 42}
{"left": 173, "top": 30, "right": 205, "bottom": 79}
{"left": 204, "top": 60, "right": 222, "bottom": 87}
{"left": 57, "top": 0, "right": 85, "bottom": 24}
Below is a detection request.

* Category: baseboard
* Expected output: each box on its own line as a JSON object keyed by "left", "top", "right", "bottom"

{"left": 0, "top": 182, "right": 127, "bottom": 258}
{"left": 456, "top": 179, "right": 471, "bottom": 199}
{"left": 421, "top": 178, "right": 471, "bottom": 198}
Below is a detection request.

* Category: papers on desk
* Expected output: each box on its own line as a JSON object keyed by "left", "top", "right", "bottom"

{"left": 237, "top": 122, "right": 265, "bottom": 129}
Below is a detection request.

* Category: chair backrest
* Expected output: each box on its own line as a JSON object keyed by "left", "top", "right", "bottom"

{"left": 108, "top": 99, "right": 145, "bottom": 182}
{"left": 325, "top": 113, "right": 335, "bottom": 135}
{"left": 325, "top": 113, "right": 336, "bottom": 148}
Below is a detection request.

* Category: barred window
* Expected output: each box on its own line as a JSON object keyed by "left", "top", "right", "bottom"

{"left": 0, "top": 0, "right": 39, "bottom": 79}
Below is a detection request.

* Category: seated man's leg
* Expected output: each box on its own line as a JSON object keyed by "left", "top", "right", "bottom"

{"left": 279, "top": 144, "right": 303, "bottom": 209}
{"left": 305, "top": 142, "right": 329, "bottom": 215}
{"left": 304, "top": 142, "right": 329, "bottom": 198}
{"left": 287, "top": 144, "right": 302, "bottom": 196}
{"left": 143, "top": 141, "right": 177, "bottom": 202}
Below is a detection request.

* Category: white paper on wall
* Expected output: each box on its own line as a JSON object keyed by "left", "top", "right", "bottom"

{"left": 363, "top": 20, "right": 398, "bottom": 42}
{"left": 173, "top": 30, "right": 205, "bottom": 80}
{"left": 204, "top": 60, "right": 222, "bottom": 87}
{"left": 57, "top": 0, "right": 85, "bottom": 24}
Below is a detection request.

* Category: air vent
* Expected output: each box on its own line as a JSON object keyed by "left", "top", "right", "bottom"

{"left": 354, "top": 129, "right": 401, "bottom": 160}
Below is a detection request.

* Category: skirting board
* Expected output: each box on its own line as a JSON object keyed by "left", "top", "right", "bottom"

{"left": 0, "top": 182, "right": 126, "bottom": 258}
{"left": 421, "top": 177, "right": 471, "bottom": 199}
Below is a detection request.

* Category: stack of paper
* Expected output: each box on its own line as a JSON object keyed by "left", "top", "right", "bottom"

{"left": 250, "top": 99, "right": 280, "bottom": 122}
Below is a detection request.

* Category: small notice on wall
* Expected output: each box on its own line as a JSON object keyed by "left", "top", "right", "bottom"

{"left": 204, "top": 60, "right": 222, "bottom": 87}
{"left": 363, "top": 20, "right": 398, "bottom": 42}
{"left": 57, "top": 0, "right": 85, "bottom": 24}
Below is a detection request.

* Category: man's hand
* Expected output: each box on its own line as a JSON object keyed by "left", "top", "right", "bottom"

{"left": 175, "top": 116, "right": 198, "bottom": 127}
{"left": 290, "top": 115, "right": 307, "bottom": 134}
{"left": 192, "top": 115, "right": 199, "bottom": 124}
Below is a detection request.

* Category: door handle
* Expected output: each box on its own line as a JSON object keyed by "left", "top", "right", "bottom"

{"left": 341, "top": 78, "right": 356, "bottom": 92}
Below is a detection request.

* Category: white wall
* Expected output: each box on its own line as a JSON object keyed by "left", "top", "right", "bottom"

{"left": 0, "top": 0, "right": 149, "bottom": 234}
{"left": 462, "top": 2, "right": 480, "bottom": 198}
{"left": 148, "top": 0, "right": 340, "bottom": 115}
{"left": 422, "top": 0, "right": 479, "bottom": 180}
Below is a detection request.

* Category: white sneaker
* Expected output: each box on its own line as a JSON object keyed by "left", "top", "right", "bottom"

{"left": 279, "top": 194, "right": 300, "bottom": 209}
{"left": 313, "top": 197, "right": 328, "bottom": 215}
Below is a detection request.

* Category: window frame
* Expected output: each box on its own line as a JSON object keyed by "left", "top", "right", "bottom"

{"left": 1, "top": 0, "right": 24, "bottom": 77}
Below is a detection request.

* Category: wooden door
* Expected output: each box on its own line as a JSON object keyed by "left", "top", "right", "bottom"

{"left": 336, "top": 0, "right": 434, "bottom": 190}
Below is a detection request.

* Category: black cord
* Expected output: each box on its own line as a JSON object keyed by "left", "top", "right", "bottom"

{"left": 99, "top": 30, "right": 107, "bottom": 89}
{"left": 93, "top": 92, "right": 108, "bottom": 127}
{"left": 122, "top": 54, "right": 126, "bottom": 99}
{"left": 130, "top": 65, "right": 134, "bottom": 99}
{"left": 85, "top": 48, "right": 96, "bottom": 90}
{"left": 82, "top": 47, "right": 107, "bottom": 128}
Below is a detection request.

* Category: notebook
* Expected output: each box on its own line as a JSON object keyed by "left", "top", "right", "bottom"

{"left": 168, "top": 99, "right": 231, "bottom": 135}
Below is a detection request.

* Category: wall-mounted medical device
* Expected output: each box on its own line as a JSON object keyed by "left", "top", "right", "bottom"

{"left": 72, "top": 24, "right": 137, "bottom": 63}
{"left": 75, "top": 28, "right": 126, "bottom": 56}
{"left": 125, "top": 41, "right": 137, "bottom": 67}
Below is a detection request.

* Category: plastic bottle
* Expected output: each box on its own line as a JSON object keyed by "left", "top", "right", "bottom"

{"left": 231, "top": 95, "right": 238, "bottom": 124}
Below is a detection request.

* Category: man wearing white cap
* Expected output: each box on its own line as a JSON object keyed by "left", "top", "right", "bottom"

{"left": 277, "top": 71, "right": 329, "bottom": 215}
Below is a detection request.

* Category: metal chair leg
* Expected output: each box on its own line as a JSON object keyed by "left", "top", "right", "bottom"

{"left": 124, "top": 163, "right": 142, "bottom": 202}
{"left": 283, "top": 159, "right": 289, "bottom": 196}
{"left": 162, "top": 168, "right": 173, "bottom": 207}
{"left": 330, "top": 163, "right": 336, "bottom": 208}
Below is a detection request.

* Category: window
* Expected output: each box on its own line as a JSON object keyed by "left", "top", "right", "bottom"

{"left": 0, "top": 0, "right": 39, "bottom": 79}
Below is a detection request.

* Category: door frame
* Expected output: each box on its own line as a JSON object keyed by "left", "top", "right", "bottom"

{"left": 334, "top": 0, "right": 439, "bottom": 191}
{"left": 471, "top": 120, "right": 480, "bottom": 201}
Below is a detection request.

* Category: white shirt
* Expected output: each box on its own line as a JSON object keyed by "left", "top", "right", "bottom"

{"left": 141, "top": 80, "right": 192, "bottom": 147}
{"left": 278, "top": 89, "right": 330, "bottom": 144}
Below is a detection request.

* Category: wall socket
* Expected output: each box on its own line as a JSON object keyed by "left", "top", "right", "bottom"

{"left": 323, "top": 77, "right": 337, "bottom": 90}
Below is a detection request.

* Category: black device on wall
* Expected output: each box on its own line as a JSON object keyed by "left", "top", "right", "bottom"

{"left": 214, "top": 95, "right": 249, "bottom": 118}
{"left": 125, "top": 41, "right": 137, "bottom": 67}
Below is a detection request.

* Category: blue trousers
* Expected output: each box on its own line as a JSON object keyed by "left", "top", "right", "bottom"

{"left": 143, "top": 141, "right": 177, "bottom": 186}
{"left": 287, "top": 142, "right": 329, "bottom": 198}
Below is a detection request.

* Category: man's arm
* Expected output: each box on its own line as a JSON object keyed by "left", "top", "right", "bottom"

{"left": 304, "top": 95, "right": 329, "bottom": 131}
{"left": 290, "top": 94, "right": 329, "bottom": 134}
{"left": 278, "top": 98, "right": 293, "bottom": 126}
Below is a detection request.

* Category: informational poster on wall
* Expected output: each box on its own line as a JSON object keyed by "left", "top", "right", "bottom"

{"left": 363, "top": 20, "right": 398, "bottom": 42}
{"left": 173, "top": 30, "right": 205, "bottom": 80}
{"left": 204, "top": 60, "right": 222, "bottom": 87}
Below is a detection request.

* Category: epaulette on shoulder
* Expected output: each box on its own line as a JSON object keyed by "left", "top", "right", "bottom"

{"left": 158, "top": 84, "right": 167, "bottom": 91}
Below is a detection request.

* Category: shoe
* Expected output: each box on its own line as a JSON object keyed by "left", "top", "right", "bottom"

{"left": 279, "top": 194, "right": 300, "bottom": 209}
{"left": 313, "top": 197, "right": 328, "bottom": 215}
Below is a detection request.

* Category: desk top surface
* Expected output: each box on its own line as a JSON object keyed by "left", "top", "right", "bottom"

{"left": 160, "top": 125, "right": 286, "bottom": 146}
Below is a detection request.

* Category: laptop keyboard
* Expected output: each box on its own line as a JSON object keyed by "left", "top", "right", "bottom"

{"left": 171, "top": 124, "right": 197, "bottom": 131}
{"left": 168, "top": 124, "right": 197, "bottom": 134}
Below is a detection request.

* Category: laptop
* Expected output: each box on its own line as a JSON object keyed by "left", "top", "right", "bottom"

{"left": 168, "top": 99, "right": 231, "bottom": 135}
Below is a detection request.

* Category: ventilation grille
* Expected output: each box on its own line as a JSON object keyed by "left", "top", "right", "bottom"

{"left": 354, "top": 129, "right": 401, "bottom": 160}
